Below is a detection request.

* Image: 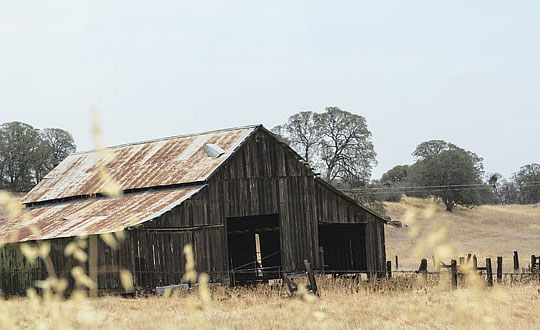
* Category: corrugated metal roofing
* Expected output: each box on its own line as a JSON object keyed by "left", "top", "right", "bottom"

{"left": 0, "top": 186, "right": 204, "bottom": 244}
{"left": 22, "top": 126, "right": 257, "bottom": 204}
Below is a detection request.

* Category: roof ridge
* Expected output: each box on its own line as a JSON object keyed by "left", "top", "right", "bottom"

{"left": 71, "top": 124, "right": 262, "bottom": 156}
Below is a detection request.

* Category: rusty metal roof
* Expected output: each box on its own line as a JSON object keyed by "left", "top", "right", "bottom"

{"left": 0, "top": 186, "right": 204, "bottom": 244}
{"left": 22, "top": 126, "right": 257, "bottom": 204}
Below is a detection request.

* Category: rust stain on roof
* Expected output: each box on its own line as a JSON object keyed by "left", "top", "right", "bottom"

{"left": 0, "top": 186, "right": 204, "bottom": 244}
{"left": 22, "top": 126, "right": 256, "bottom": 204}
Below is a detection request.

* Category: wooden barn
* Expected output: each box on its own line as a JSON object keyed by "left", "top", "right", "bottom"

{"left": 0, "top": 125, "right": 386, "bottom": 294}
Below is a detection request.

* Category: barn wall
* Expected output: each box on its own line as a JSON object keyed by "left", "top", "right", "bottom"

{"left": 1, "top": 127, "right": 387, "bottom": 294}
{"left": 0, "top": 234, "right": 133, "bottom": 295}
{"left": 138, "top": 129, "right": 318, "bottom": 278}
{"left": 138, "top": 128, "right": 386, "bottom": 283}
{"left": 314, "top": 182, "right": 367, "bottom": 224}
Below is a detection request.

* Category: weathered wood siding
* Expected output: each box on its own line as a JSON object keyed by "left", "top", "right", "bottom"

{"left": 134, "top": 128, "right": 386, "bottom": 284}
{"left": 0, "top": 234, "right": 133, "bottom": 295}
{"left": 0, "top": 126, "right": 387, "bottom": 294}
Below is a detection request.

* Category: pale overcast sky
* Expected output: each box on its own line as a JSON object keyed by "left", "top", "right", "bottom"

{"left": 1, "top": 1, "right": 538, "bottom": 180}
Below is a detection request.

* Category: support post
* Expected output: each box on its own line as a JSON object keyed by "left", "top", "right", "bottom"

{"left": 459, "top": 257, "right": 465, "bottom": 265}
{"left": 386, "top": 261, "right": 392, "bottom": 279}
{"left": 472, "top": 255, "right": 478, "bottom": 271}
{"left": 497, "top": 257, "right": 503, "bottom": 283}
{"left": 89, "top": 235, "right": 99, "bottom": 297}
{"left": 466, "top": 253, "right": 472, "bottom": 265}
{"left": 513, "top": 251, "right": 519, "bottom": 272}
{"left": 531, "top": 255, "right": 536, "bottom": 271}
{"left": 395, "top": 255, "right": 399, "bottom": 271}
{"left": 304, "top": 259, "right": 318, "bottom": 296}
{"left": 451, "top": 259, "right": 457, "bottom": 290}
{"left": 486, "top": 258, "right": 493, "bottom": 287}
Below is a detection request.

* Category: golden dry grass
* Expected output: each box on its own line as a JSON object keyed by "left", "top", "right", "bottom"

{"left": 2, "top": 279, "right": 540, "bottom": 329}
{"left": 385, "top": 197, "right": 540, "bottom": 270}
{"left": 2, "top": 192, "right": 540, "bottom": 329}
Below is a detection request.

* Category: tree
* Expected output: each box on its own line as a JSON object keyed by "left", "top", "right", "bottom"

{"left": 498, "top": 179, "right": 520, "bottom": 204}
{"left": 272, "top": 111, "right": 321, "bottom": 165}
{"left": 407, "top": 140, "right": 486, "bottom": 212}
{"left": 513, "top": 163, "right": 540, "bottom": 204}
{"left": 274, "top": 107, "right": 377, "bottom": 187}
{"left": 42, "top": 128, "right": 76, "bottom": 168}
{"left": 0, "top": 122, "right": 76, "bottom": 192}
{"left": 378, "top": 165, "right": 410, "bottom": 202}
{"left": 381, "top": 165, "right": 409, "bottom": 184}
{"left": 32, "top": 128, "right": 76, "bottom": 181}
{"left": 0, "top": 122, "right": 41, "bottom": 192}
{"left": 318, "top": 107, "right": 376, "bottom": 186}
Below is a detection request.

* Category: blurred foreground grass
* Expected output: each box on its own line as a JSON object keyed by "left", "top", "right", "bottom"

{"left": 2, "top": 277, "right": 540, "bottom": 329}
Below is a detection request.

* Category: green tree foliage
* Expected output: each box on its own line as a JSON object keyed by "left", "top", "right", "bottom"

{"left": 0, "top": 122, "right": 76, "bottom": 192}
{"left": 513, "top": 163, "right": 540, "bottom": 204}
{"left": 407, "top": 140, "right": 489, "bottom": 212}
{"left": 497, "top": 179, "right": 520, "bottom": 204}
{"left": 274, "top": 107, "right": 376, "bottom": 187}
{"left": 381, "top": 165, "right": 409, "bottom": 184}
{"left": 377, "top": 165, "right": 410, "bottom": 202}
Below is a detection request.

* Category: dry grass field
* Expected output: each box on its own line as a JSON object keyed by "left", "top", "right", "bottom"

{"left": 1, "top": 196, "right": 540, "bottom": 329}
{"left": 385, "top": 197, "right": 540, "bottom": 270}
{"left": 2, "top": 279, "right": 540, "bottom": 329}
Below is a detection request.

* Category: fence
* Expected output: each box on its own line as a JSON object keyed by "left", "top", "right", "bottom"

{"left": 386, "top": 250, "right": 540, "bottom": 289}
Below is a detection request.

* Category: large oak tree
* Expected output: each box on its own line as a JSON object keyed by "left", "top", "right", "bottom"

{"left": 407, "top": 140, "right": 488, "bottom": 212}
{"left": 273, "top": 107, "right": 376, "bottom": 187}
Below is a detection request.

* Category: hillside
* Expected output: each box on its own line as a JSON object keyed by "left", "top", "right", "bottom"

{"left": 385, "top": 197, "right": 540, "bottom": 271}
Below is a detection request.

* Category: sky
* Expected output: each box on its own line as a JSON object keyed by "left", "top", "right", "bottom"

{"left": 0, "top": 0, "right": 538, "bottom": 180}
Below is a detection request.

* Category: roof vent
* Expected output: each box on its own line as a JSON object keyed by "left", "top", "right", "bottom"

{"left": 204, "top": 144, "right": 225, "bottom": 158}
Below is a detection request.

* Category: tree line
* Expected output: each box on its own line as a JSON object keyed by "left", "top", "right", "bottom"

{"left": 2, "top": 114, "right": 537, "bottom": 211}
{"left": 0, "top": 122, "right": 76, "bottom": 193}
{"left": 275, "top": 108, "right": 540, "bottom": 212}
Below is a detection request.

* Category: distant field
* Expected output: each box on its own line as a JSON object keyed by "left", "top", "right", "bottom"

{"left": 385, "top": 197, "right": 540, "bottom": 271}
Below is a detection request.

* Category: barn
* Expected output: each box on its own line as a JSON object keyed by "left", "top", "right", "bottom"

{"left": 0, "top": 125, "right": 386, "bottom": 295}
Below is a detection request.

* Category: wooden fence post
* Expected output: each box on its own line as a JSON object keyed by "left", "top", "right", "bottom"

{"left": 304, "top": 259, "right": 318, "bottom": 296}
{"left": 531, "top": 255, "right": 536, "bottom": 271}
{"left": 466, "top": 253, "right": 472, "bottom": 265}
{"left": 486, "top": 258, "right": 493, "bottom": 287}
{"left": 395, "top": 255, "right": 399, "bottom": 271}
{"left": 497, "top": 257, "right": 503, "bottom": 283}
{"left": 451, "top": 260, "right": 458, "bottom": 290}
{"left": 386, "top": 261, "right": 392, "bottom": 279}
{"left": 472, "top": 255, "right": 478, "bottom": 271}
{"left": 419, "top": 259, "right": 428, "bottom": 283}
{"left": 459, "top": 257, "right": 465, "bottom": 265}
{"left": 513, "top": 251, "right": 519, "bottom": 272}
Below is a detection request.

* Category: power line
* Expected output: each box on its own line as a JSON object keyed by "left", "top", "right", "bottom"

{"left": 341, "top": 181, "right": 540, "bottom": 192}
{"left": 341, "top": 183, "right": 540, "bottom": 195}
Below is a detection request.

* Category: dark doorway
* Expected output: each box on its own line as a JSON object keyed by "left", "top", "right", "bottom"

{"left": 227, "top": 214, "right": 281, "bottom": 285}
{"left": 318, "top": 224, "right": 366, "bottom": 273}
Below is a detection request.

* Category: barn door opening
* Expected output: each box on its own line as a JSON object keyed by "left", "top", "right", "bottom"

{"left": 318, "top": 223, "right": 366, "bottom": 273}
{"left": 226, "top": 214, "right": 281, "bottom": 285}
